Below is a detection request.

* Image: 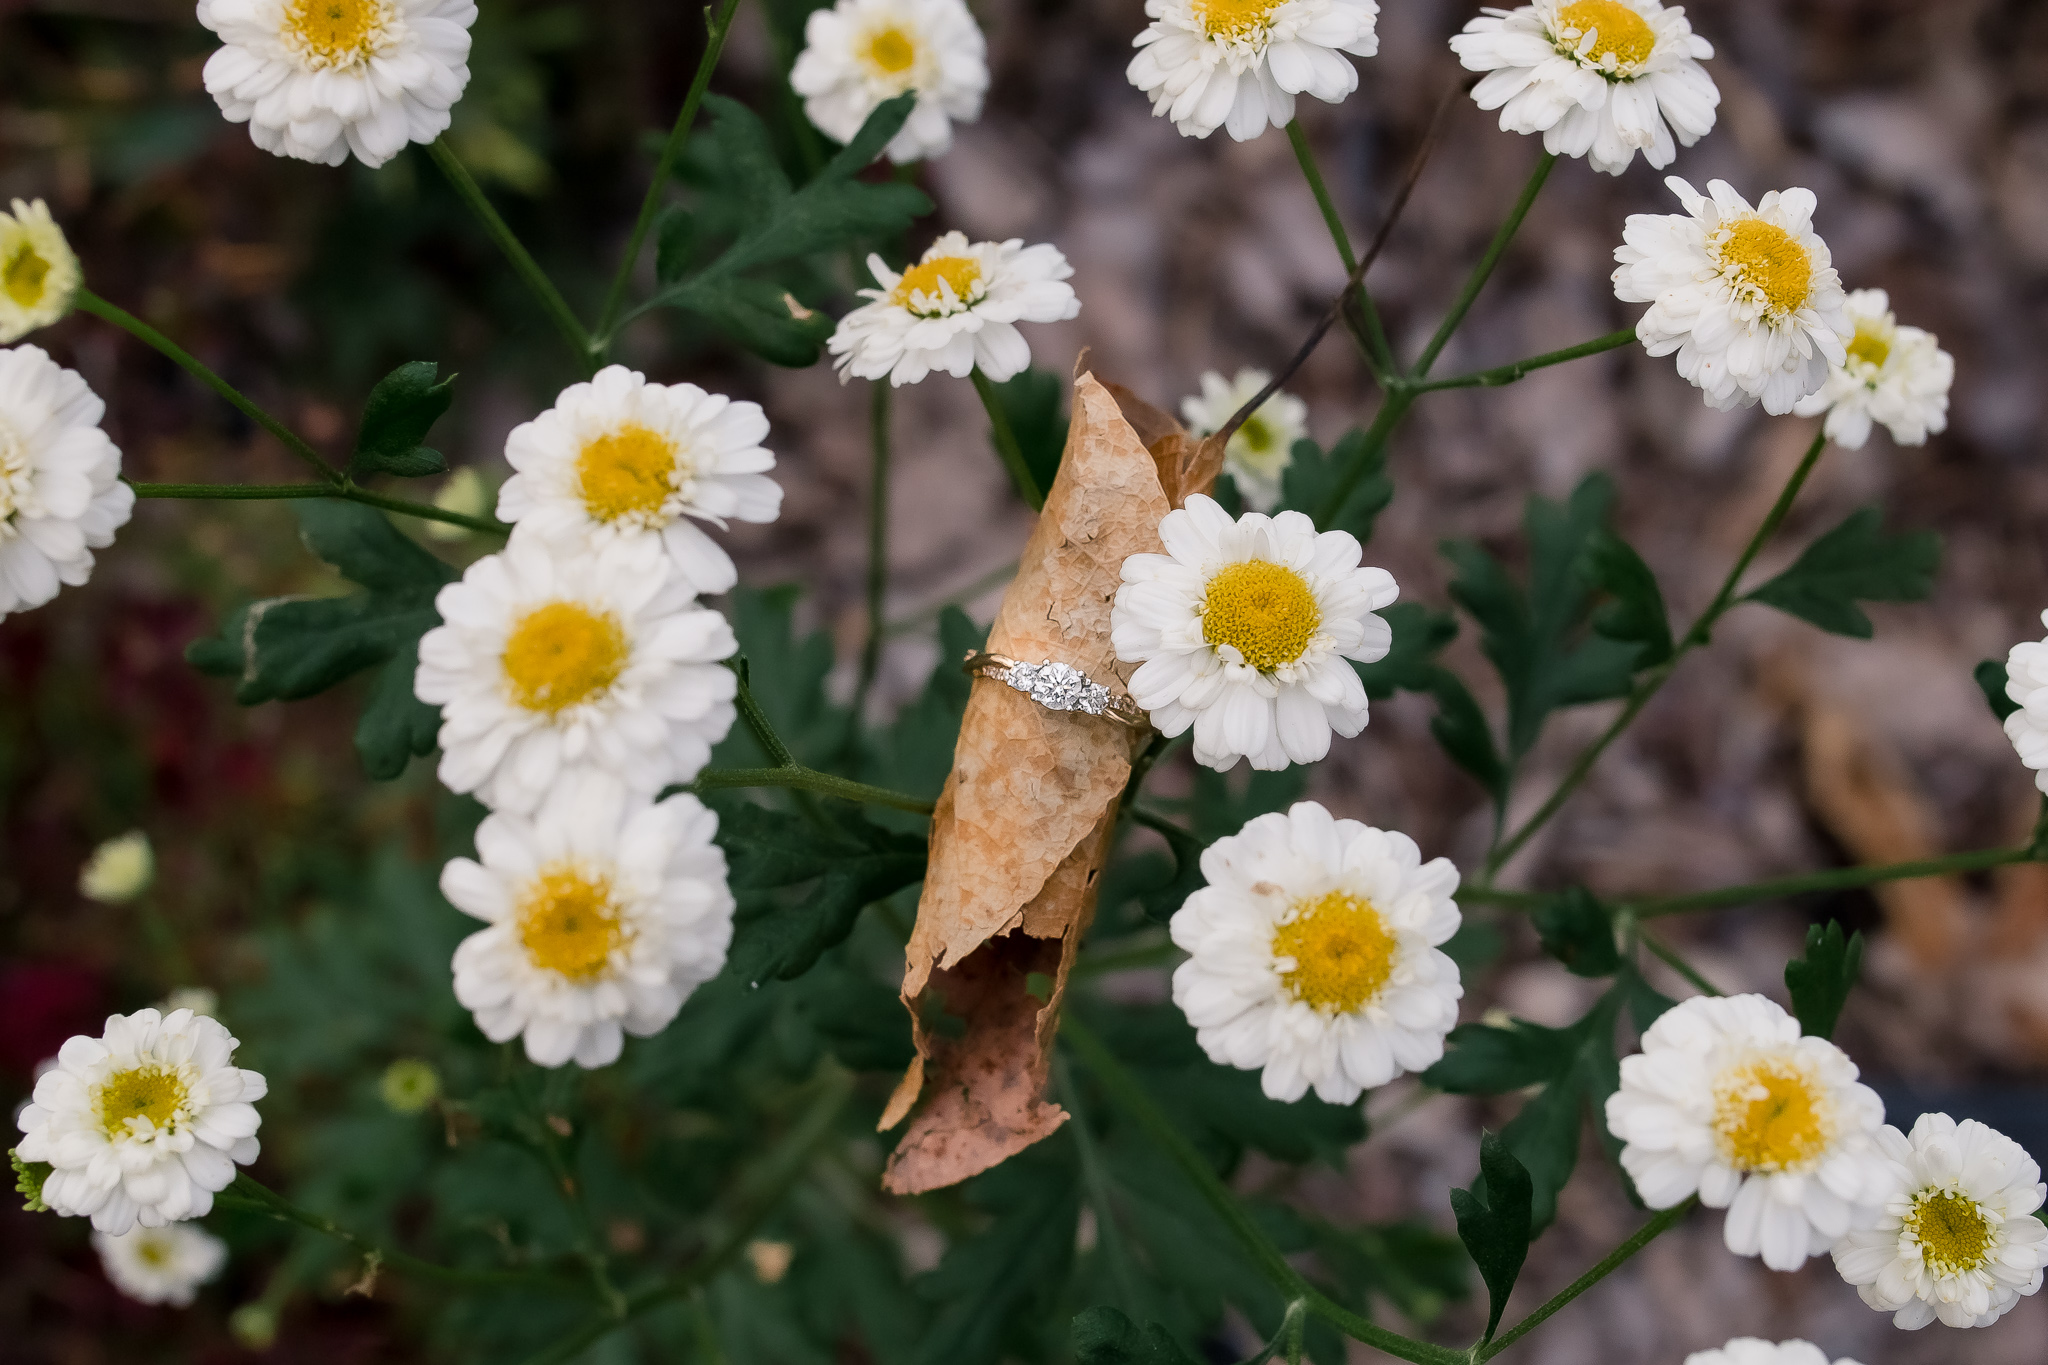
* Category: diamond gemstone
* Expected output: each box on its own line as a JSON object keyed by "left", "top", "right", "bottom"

{"left": 1002, "top": 660, "right": 1111, "bottom": 715}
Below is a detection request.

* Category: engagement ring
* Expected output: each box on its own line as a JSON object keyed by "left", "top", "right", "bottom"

{"left": 962, "top": 652, "right": 1150, "bottom": 729}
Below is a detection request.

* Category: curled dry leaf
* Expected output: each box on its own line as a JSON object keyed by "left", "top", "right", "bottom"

{"left": 879, "top": 365, "right": 1222, "bottom": 1195}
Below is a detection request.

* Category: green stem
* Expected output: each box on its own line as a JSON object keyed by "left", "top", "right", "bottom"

{"left": 1476, "top": 1200, "right": 1695, "bottom": 1360}
{"left": 77, "top": 290, "right": 340, "bottom": 483}
{"left": 1413, "top": 328, "right": 1636, "bottom": 392}
{"left": 1636, "top": 929, "right": 1721, "bottom": 996}
{"left": 1284, "top": 119, "right": 1393, "bottom": 380}
{"left": 853, "top": 381, "right": 892, "bottom": 719}
{"left": 1313, "top": 389, "right": 1414, "bottom": 529}
{"left": 1486, "top": 430, "right": 1829, "bottom": 877}
{"left": 514, "top": 1066, "right": 854, "bottom": 1365}
{"left": 425, "top": 139, "right": 593, "bottom": 368}
{"left": 216, "top": 1172, "right": 588, "bottom": 1294}
{"left": 1411, "top": 152, "right": 1556, "bottom": 380}
{"left": 1635, "top": 844, "right": 2035, "bottom": 918}
{"left": 970, "top": 367, "right": 1044, "bottom": 511}
{"left": 1061, "top": 1016, "right": 1465, "bottom": 1365}
{"left": 127, "top": 480, "right": 508, "bottom": 537}
{"left": 594, "top": 0, "right": 744, "bottom": 344}
{"left": 690, "top": 765, "right": 933, "bottom": 815}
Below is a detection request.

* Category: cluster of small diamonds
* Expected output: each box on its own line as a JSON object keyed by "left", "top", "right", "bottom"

{"left": 1002, "top": 660, "right": 1112, "bottom": 716}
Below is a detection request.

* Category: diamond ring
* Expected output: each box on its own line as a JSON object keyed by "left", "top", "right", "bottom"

{"left": 962, "top": 651, "right": 1150, "bottom": 729}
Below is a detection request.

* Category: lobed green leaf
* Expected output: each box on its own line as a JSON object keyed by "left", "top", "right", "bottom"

{"left": 1746, "top": 507, "right": 1941, "bottom": 638}
{"left": 351, "top": 360, "right": 455, "bottom": 478}
{"left": 1450, "top": 1131, "right": 1533, "bottom": 1343}
{"left": 1784, "top": 919, "right": 1863, "bottom": 1040}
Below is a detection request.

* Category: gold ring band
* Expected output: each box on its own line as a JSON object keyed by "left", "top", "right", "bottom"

{"left": 962, "top": 651, "right": 1150, "bottom": 728}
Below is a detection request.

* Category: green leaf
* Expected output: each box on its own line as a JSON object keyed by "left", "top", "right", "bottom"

{"left": 718, "top": 804, "right": 927, "bottom": 984}
{"left": 1296, "top": 1217, "right": 1469, "bottom": 1325}
{"left": 983, "top": 368, "right": 1068, "bottom": 497}
{"left": 1136, "top": 817, "right": 1207, "bottom": 923}
{"left": 1443, "top": 474, "right": 1639, "bottom": 760}
{"left": 1071, "top": 1308, "right": 1203, "bottom": 1365}
{"left": 913, "top": 1147, "right": 1081, "bottom": 1365}
{"left": 1280, "top": 430, "right": 1393, "bottom": 545}
{"left": 1422, "top": 667, "right": 1509, "bottom": 801}
{"left": 1746, "top": 507, "right": 1941, "bottom": 638}
{"left": 11, "top": 1148, "right": 49, "bottom": 1212}
{"left": 1531, "top": 888, "right": 1622, "bottom": 977}
{"left": 1424, "top": 1017, "right": 1586, "bottom": 1096}
{"left": 186, "top": 501, "right": 454, "bottom": 780}
{"left": 1784, "top": 920, "right": 1863, "bottom": 1040}
{"left": 1976, "top": 660, "right": 2021, "bottom": 722}
{"left": 714, "top": 586, "right": 849, "bottom": 768}
{"left": 1584, "top": 529, "right": 1672, "bottom": 667}
{"left": 862, "top": 606, "right": 987, "bottom": 812}
{"left": 351, "top": 361, "right": 455, "bottom": 478}
{"left": 661, "top": 274, "right": 836, "bottom": 367}
{"left": 1450, "top": 1131, "right": 1532, "bottom": 1344}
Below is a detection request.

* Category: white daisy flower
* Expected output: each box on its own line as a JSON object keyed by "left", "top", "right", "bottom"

{"left": 94, "top": 1222, "right": 228, "bottom": 1307}
{"left": 1683, "top": 1340, "right": 1863, "bottom": 1365}
{"left": 79, "top": 831, "right": 154, "bottom": 904}
{"left": 13, "top": 1008, "right": 266, "bottom": 1235}
{"left": 2003, "top": 614, "right": 2048, "bottom": 794}
{"left": 0, "top": 344, "right": 134, "bottom": 619}
{"left": 196, "top": 0, "right": 477, "bottom": 169}
{"left": 1111, "top": 493, "right": 1396, "bottom": 772}
{"left": 1603, "top": 993, "right": 1892, "bottom": 1272}
{"left": 1790, "top": 289, "right": 1953, "bottom": 450}
{"left": 1449, "top": 0, "right": 1718, "bottom": 176}
{"left": 443, "top": 771, "right": 734, "bottom": 1069}
{"left": 413, "top": 532, "right": 737, "bottom": 815}
{"left": 0, "top": 199, "right": 82, "bottom": 342}
{"left": 496, "top": 366, "right": 781, "bottom": 597}
{"left": 1832, "top": 1113, "right": 2047, "bottom": 1330}
{"left": 1127, "top": 0, "right": 1380, "bottom": 143}
{"left": 829, "top": 231, "right": 1079, "bottom": 387}
{"left": 789, "top": 0, "right": 988, "bottom": 164}
{"left": 1613, "top": 177, "right": 1850, "bottom": 414}
{"left": 1180, "top": 368, "right": 1307, "bottom": 513}
{"left": 1170, "top": 801, "right": 1462, "bottom": 1104}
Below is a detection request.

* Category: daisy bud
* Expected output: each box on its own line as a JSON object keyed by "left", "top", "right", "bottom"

{"left": 0, "top": 200, "right": 82, "bottom": 343}
{"left": 379, "top": 1058, "right": 441, "bottom": 1114}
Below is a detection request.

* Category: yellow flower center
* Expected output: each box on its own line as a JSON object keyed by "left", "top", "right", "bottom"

{"left": 1845, "top": 321, "right": 1891, "bottom": 371}
{"left": 501, "top": 602, "right": 629, "bottom": 715}
{"left": 285, "top": 0, "right": 389, "bottom": 66}
{"left": 1238, "top": 414, "right": 1274, "bottom": 453}
{"left": 1905, "top": 1189, "right": 1992, "bottom": 1275}
{"left": 96, "top": 1065, "right": 187, "bottom": 1139}
{"left": 577, "top": 423, "right": 680, "bottom": 525}
{"left": 135, "top": 1234, "right": 172, "bottom": 1266}
{"left": 890, "top": 255, "right": 983, "bottom": 314}
{"left": 863, "top": 25, "right": 917, "bottom": 74}
{"left": 1273, "top": 891, "right": 1398, "bottom": 1013}
{"left": 1710, "top": 1055, "right": 1834, "bottom": 1173}
{"left": 1194, "top": 0, "right": 1282, "bottom": 41}
{"left": 1554, "top": 0, "right": 1657, "bottom": 68}
{"left": 1717, "top": 218, "right": 1813, "bottom": 317}
{"left": 518, "top": 865, "right": 626, "bottom": 981}
{"left": 1201, "top": 560, "right": 1320, "bottom": 671}
{"left": 3, "top": 244, "right": 50, "bottom": 309}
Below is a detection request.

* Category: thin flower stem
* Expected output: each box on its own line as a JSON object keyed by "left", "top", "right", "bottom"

{"left": 126, "top": 480, "right": 508, "bottom": 537}
{"left": 690, "top": 764, "right": 934, "bottom": 814}
{"left": 512, "top": 1066, "right": 855, "bottom": 1365}
{"left": 1475, "top": 1200, "right": 1696, "bottom": 1360}
{"left": 1312, "top": 387, "right": 1415, "bottom": 528}
{"left": 1061, "top": 1016, "right": 1467, "bottom": 1365}
{"left": 594, "top": 0, "right": 744, "bottom": 345}
{"left": 76, "top": 290, "right": 341, "bottom": 483}
{"left": 1633, "top": 844, "right": 2037, "bottom": 917}
{"left": 217, "top": 1172, "right": 588, "bottom": 1294}
{"left": 425, "top": 139, "right": 594, "bottom": 369}
{"left": 1412, "top": 328, "right": 1637, "bottom": 392}
{"left": 1411, "top": 151, "right": 1556, "bottom": 380}
{"left": 970, "top": 367, "right": 1044, "bottom": 511}
{"left": 1636, "top": 929, "right": 1722, "bottom": 995}
{"left": 1485, "top": 430, "right": 1830, "bottom": 878}
{"left": 853, "top": 381, "right": 892, "bottom": 719}
{"left": 1284, "top": 119, "right": 1392, "bottom": 381}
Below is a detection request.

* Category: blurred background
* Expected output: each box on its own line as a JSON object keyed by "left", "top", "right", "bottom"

{"left": 4, "top": 0, "right": 2048, "bottom": 1360}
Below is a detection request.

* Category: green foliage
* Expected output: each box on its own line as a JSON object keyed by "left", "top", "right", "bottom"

{"left": 1281, "top": 430, "right": 1394, "bottom": 545}
{"left": 861, "top": 606, "right": 987, "bottom": 810}
{"left": 1976, "top": 659, "right": 2021, "bottom": 722}
{"left": 1134, "top": 816, "right": 1209, "bottom": 923}
{"left": 716, "top": 586, "right": 850, "bottom": 767}
{"left": 719, "top": 803, "right": 928, "bottom": 984}
{"left": 1746, "top": 508, "right": 1941, "bottom": 638}
{"left": 1532, "top": 888, "right": 1623, "bottom": 977}
{"left": 186, "top": 500, "right": 453, "bottom": 780}
{"left": 11, "top": 1149, "right": 49, "bottom": 1213}
{"left": 651, "top": 94, "right": 931, "bottom": 365}
{"left": 1785, "top": 920, "right": 1864, "bottom": 1040}
{"left": 1584, "top": 529, "right": 1673, "bottom": 667}
{"left": 914, "top": 1147, "right": 1082, "bottom": 1365}
{"left": 1304, "top": 1218, "right": 1470, "bottom": 1325}
{"left": 1070, "top": 1308, "right": 1204, "bottom": 1365}
{"left": 350, "top": 361, "right": 457, "bottom": 478}
{"left": 984, "top": 368, "right": 1069, "bottom": 497}
{"left": 1450, "top": 1131, "right": 1533, "bottom": 1344}
{"left": 1441, "top": 473, "right": 1640, "bottom": 762}
{"left": 1348, "top": 603, "right": 1509, "bottom": 800}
